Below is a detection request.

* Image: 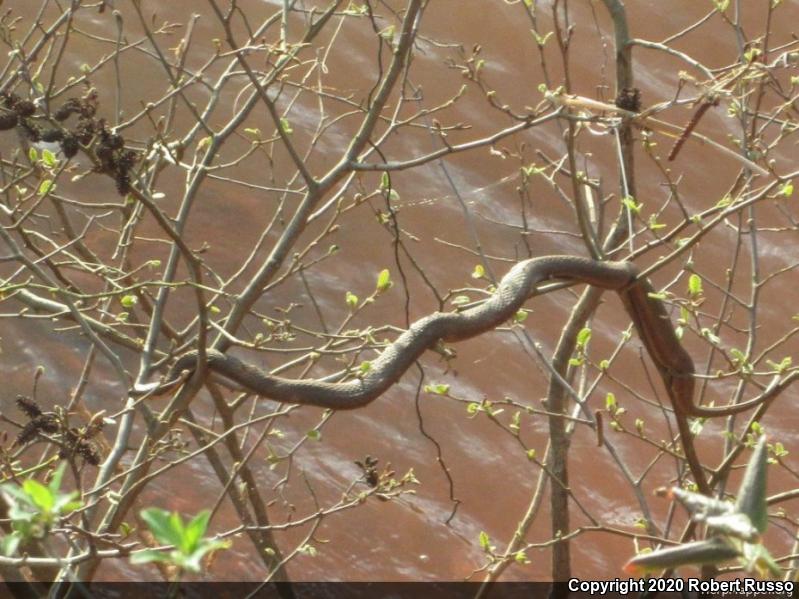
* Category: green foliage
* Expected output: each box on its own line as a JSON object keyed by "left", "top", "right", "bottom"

{"left": 478, "top": 530, "right": 495, "bottom": 554}
{"left": 131, "top": 508, "right": 231, "bottom": 574}
{"left": 424, "top": 383, "right": 450, "bottom": 396}
{"left": 376, "top": 268, "right": 392, "bottom": 293}
{"left": 531, "top": 30, "right": 553, "bottom": 48}
{"left": 687, "top": 274, "right": 703, "bottom": 298}
{"left": 42, "top": 149, "right": 59, "bottom": 168}
{"left": 622, "top": 195, "right": 642, "bottom": 215}
{"left": 345, "top": 291, "right": 359, "bottom": 309}
{"left": 0, "top": 463, "right": 82, "bottom": 547}
{"left": 711, "top": 0, "right": 730, "bottom": 13}
{"left": 38, "top": 179, "right": 54, "bottom": 197}
{"left": 120, "top": 294, "right": 138, "bottom": 308}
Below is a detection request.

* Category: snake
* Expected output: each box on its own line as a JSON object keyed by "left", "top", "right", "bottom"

{"left": 159, "top": 255, "right": 766, "bottom": 419}
{"left": 153, "top": 254, "right": 787, "bottom": 495}
{"left": 161, "top": 257, "right": 631, "bottom": 408}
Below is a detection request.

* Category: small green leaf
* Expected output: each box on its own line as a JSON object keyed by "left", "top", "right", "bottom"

{"left": 713, "top": 0, "right": 730, "bottom": 13}
{"left": 376, "top": 269, "right": 392, "bottom": 293}
{"left": 605, "top": 392, "right": 617, "bottom": 411}
{"left": 120, "top": 295, "right": 137, "bottom": 308}
{"left": 21, "top": 479, "right": 54, "bottom": 513}
{"left": 0, "top": 534, "right": 20, "bottom": 557}
{"left": 744, "top": 47, "right": 761, "bottom": 63}
{"left": 622, "top": 195, "right": 641, "bottom": 215}
{"left": 140, "top": 508, "right": 184, "bottom": 548}
{"left": 715, "top": 194, "right": 733, "bottom": 208}
{"left": 478, "top": 531, "right": 491, "bottom": 552}
{"left": 380, "top": 172, "right": 390, "bottom": 190}
{"left": 766, "top": 356, "right": 791, "bottom": 373}
{"left": 688, "top": 274, "right": 703, "bottom": 297}
{"left": 471, "top": 264, "right": 485, "bottom": 279}
{"left": 513, "top": 310, "right": 528, "bottom": 323}
{"left": 279, "top": 117, "right": 293, "bottom": 135}
{"left": 526, "top": 448, "right": 537, "bottom": 460}
{"left": 773, "top": 442, "right": 788, "bottom": 457}
{"left": 689, "top": 417, "right": 705, "bottom": 436}
{"left": 42, "top": 149, "right": 58, "bottom": 168}
{"left": 183, "top": 510, "right": 211, "bottom": 554}
{"left": 576, "top": 327, "right": 591, "bottom": 348}
{"left": 28, "top": 148, "right": 38, "bottom": 163}
{"left": 345, "top": 291, "right": 359, "bottom": 309}
{"left": 424, "top": 383, "right": 450, "bottom": 395}
{"left": 780, "top": 181, "right": 794, "bottom": 198}
{"left": 531, "top": 30, "right": 553, "bottom": 47}
{"left": 130, "top": 548, "right": 172, "bottom": 565}
{"left": 378, "top": 24, "right": 395, "bottom": 41}
{"left": 306, "top": 430, "right": 322, "bottom": 441}
{"left": 38, "top": 180, "right": 54, "bottom": 197}
{"left": 647, "top": 215, "right": 666, "bottom": 230}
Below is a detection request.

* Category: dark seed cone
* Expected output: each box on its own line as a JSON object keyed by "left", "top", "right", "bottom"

{"left": 0, "top": 112, "right": 18, "bottom": 130}
{"left": 75, "top": 118, "right": 95, "bottom": 145}
{"left": 40, "top": 128, "right": 64, "bottom": 143}
{"left": 615, "top": 87, "right": 641, "bottom": 113}
{"left": 16, "top": 396, "right": 42, "bottom": 418}
{"left": 14, "top": 100, "right": 36, "bottom": 118}
{"left": 61, "top": 134, "right": 79, "bottom": 158}
{"left": 115, "top": 171, "right": 131, "bottom": 195}
{"left": 1, "top": 92, "right": 20, "bottom": 109}
{"left": 20, "top": 120, "right": 42, "bottom": 142}
{"left": 53, "top": 98, "right": 82, "bottom": 121}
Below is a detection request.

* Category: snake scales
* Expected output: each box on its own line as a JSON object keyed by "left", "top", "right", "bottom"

{"left": 159, "top": 255, "right": 759, "bottom": 418}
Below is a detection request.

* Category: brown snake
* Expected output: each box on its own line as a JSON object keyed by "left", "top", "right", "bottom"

{"left": 158, "top": 255, "right": 764, "bottom": 418}
{"left": 150, "top": 255, "right": 788, "bottom": 494}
